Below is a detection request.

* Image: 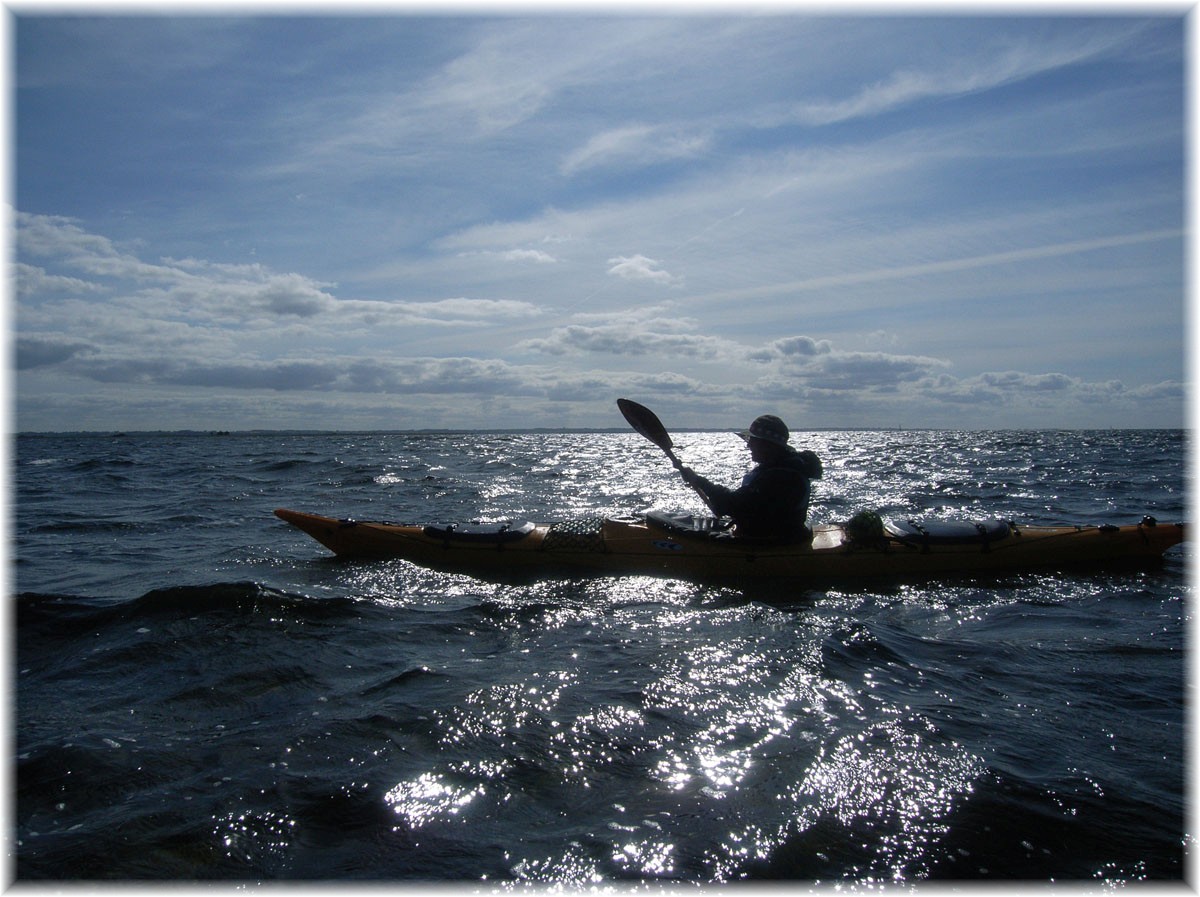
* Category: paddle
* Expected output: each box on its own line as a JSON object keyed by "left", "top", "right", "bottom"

{"left": 617, "top": 398, "right": 683, "bottom": 468}
{"left": 618, "top": 397, "right": 718, "bottom": 512}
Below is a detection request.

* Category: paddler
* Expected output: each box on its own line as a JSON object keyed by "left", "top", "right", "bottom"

{"left": 676, "top": 414, "right": 822, "bottom": 543}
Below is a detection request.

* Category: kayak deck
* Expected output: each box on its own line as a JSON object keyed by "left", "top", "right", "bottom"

{"left": 274, "top": 508, "right": 1185, "bottom": 584}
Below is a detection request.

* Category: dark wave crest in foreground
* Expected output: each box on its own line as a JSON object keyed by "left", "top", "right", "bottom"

{"left": 17, "top": 570, "right": 1185, "bottom": 882}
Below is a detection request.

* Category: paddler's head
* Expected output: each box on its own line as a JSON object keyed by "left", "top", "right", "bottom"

{"left": 738, "top": 414, "right": 790, "bottom": 463}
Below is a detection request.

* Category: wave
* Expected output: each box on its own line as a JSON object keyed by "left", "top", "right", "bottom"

{"left": 358, "top": 665, "right": 448, "bottom": 696}
{"left": 69, "top": 457, "right": 137, "bottom": 470}
{"left": 747, "top": 763, "right": 1183, "bottom": 880}
{"left": 15, "top": 582, "right": 605, "bottom": 643}
{"left": 251, "top": 457, "right": 345, "bottom": 473}
{"left": 27, "top": 520, "right": 141, "bottom": 534}
{"left": 16, "top": 582, "right": 361, "bottom": 638}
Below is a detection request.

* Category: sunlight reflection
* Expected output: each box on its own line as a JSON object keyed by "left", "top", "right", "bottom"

{"left": 510, "top": 844, "right": 604, "bottom": 885}
{"left": 383, "top": 771, "right": 487, "bottom": 830}
{"left": 337, "top": 521, "right": 995, "bottom": 883}
{"left": 212, "top": 808, "right": 295, "bottom": 867}
{"left": 551, "top": 704, "right": 648, "bottom": 782}
{"left": 785, "top": 718, "right": 984, "bottom": 878}
{"left": 612, "top": 838, "right": 677, "bottom": 876}
{"left": 639, "top": 626, "right": 828, "bottom": 802}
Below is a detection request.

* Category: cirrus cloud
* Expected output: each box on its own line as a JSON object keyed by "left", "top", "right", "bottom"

{"left": 561, "top": 123, "right": 711, "bottom": 175}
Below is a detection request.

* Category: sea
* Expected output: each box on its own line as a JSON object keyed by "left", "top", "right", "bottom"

{"left": 12, "top": 427, "right": 1190, "bottom": 884}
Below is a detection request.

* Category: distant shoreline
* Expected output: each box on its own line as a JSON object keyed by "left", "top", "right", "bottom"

{"left": 14, "top": 427, "right": 1180, "bottom": 437}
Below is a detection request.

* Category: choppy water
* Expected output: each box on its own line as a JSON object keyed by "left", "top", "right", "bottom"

{"left": 14, "top": 428, "right": 1188, "bottom": 882}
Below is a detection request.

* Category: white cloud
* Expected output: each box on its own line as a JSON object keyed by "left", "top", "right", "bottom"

{"left": 251, "top": 273, "right": 339, "bottom": 318}
{"left": 523, "top": 322, "right": 727, "bottom": 360}
{"left": 465, "top": 248, "right": 558, "bottom": 264}
{"left": 14, "top": 263, "right": 105, "bottom": 297}
{"left": 502, "top": 249, "right": 556, "bottom": 264}
{"left": 16, "top": 213, "right": 543, "bottom": 333}
{"left": 748, "top": 336, "right": 833, "bottom": 362}
{"left": 978, "top": 370, "right": 1076, "bottom": 392}
{"left": 606, "top": 255, "right": 681, "bottom": 286}
{"left": 365, "top": 297, "right": 542, "bottom": 326}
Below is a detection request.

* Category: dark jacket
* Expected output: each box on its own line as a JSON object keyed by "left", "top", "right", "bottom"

{"left": 687, "top": 448, "right": 820, "bottom": 542}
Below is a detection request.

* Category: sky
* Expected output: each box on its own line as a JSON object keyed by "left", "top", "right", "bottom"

{"left": 12, "top": 10, "right": 1188, "bottom": 432}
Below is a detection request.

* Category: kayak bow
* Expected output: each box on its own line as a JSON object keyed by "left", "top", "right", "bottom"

{"left": 275, "top": 508, "right": 1185, "bottom": 584}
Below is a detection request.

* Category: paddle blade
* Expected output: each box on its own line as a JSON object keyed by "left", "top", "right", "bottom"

{"left": 617, "top": 398, "right": 674, "bottom": 453}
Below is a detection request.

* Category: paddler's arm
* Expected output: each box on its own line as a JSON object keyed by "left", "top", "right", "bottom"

{"left": 677, "top": 466, "right": 732, "bottom": 516}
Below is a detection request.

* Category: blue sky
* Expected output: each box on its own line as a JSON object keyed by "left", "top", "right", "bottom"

{"left": 13, "top": 12, "right": 1186, "bottom": 431}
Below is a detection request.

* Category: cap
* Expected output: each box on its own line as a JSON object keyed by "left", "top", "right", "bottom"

{"left": 738, "top": 414, "right": 790, "bottom": 448}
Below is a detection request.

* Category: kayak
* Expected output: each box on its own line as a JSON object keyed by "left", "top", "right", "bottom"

{"left": 274, "top": 508, "right": 1185, "bottom": 584}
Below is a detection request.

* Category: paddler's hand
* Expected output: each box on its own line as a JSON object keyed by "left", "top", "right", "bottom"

{"left": 677, "top": 466, "right": 700, "bottom": 486}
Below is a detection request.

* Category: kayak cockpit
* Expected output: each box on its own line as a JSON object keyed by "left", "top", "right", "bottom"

{"left": 644, "top": 510, "right": 735, "bottom": 537}
{"left": 422, "top": 521, "right": 538, "bottom": 544}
